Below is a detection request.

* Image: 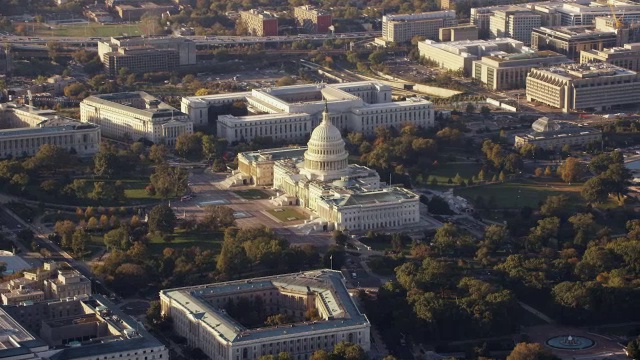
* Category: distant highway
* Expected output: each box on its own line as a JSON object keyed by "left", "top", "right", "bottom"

{"left": 1, "top": 31, "right": 380, "bottom": 47}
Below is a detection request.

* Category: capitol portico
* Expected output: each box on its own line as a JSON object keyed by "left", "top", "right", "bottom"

{"left": 235, "top": 102, "right": 421, "bottom": 232}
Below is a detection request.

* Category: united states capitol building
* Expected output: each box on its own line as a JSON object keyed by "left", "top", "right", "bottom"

{"left": 180, "top": 81, "right": 434, "bottom": 143}
{"left": 232, "top": 103, "right": 421, "bottom": 232}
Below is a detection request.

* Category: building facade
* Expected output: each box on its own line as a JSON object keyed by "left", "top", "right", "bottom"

{"left": 489, "top": 8, "right": 541, "bottom": 45}
{"left": 381, "top": 11, "right": 458, "bottom": 43}
{"left": 181, "top": 81, "right": 434, "bottom": 144}
{"left": 114, "top": 2, "right": 174, "bottom": 21}
{"left": 526, "top": 63, "right": 640, "bottom": 112}
{"left": 515, "top": 116, "right": 602, "bottom": 149}
{"left": 439, "top": 25, "right": 479, "bottom": 42}
{"left": 418, "top": 38, "right": 526, "bottom": 75}
{"left": 294, "top": 6, "right": 332, "bottom": 33}
{"left": 240, "top": 9, "right": 278, "bottom": 36}
{"left": 2, "top": 295, "right": 168, "bottom": 360}
{"left": 161, "top": 270, "right": 369, "bottom": 360}
{"left": 580, "top": 42, "right": 640, "bottom": 71}
{"left": 530, "top": 25, "right": 618, "bottom": 60}
{"left": 233, "top": 104, "right": 421, "bottom": 232}
{"left": 98, "top": 36, "right": 196, "bottom": 76}
{"left": 0, "top": 104, "right": 101, "bottom": 158}
{"left": 472, "top": 50, "right": 570, "bottom": 90}
{"left": 80, "top": 92, "right": 193, "bottom": 146}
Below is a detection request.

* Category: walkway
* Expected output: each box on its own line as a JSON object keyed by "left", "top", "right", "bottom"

{"left": 519, "top": 301, "right": 556, "bottom": 324}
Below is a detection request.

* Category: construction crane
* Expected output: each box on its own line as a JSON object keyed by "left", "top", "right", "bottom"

{"left": 608, "top": 0, "right": 624, "bottom": 29}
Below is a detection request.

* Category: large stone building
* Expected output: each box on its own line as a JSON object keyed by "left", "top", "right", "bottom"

{"left": 1, "top": 295, "right": 168, "bottom": 360}
{"left": 515, "top": 116, "right": 602, "bottom": 149}
{"left": 381, "top": 11, "right": 457, "bottom": 43}
{"left": 234, "top": 104, "right": 421, "bottom": 232}
{"left": 181, "top": 81, "right": 434, "bottom": 143}
{"left": 0, "top": 104, "right": 101, "bottom": 158}
{"left": 531, "top": 25, "right": 619, "bottom": 60}
{"left": 0, "top": 262, "right": 92, "bottom": 306}
{"left": 80, "top": 91, "right": 193, "bottom": 146}
{"left": 580, "top": 42, "right": 640, "bottom": 71}
{"left": 439, "top": 25, "right": 479, "bottom": 42}
{"left": 114, "top": 2, "right": 174, "bottom": 21}
{"left": 472, "top": 50, "right": 570, "bottom": 90}
{"left": 418, "top": 38, "right": 527, "bottom": 75}
{"left": 526, "top": 63, "right": 640, "bottom": 112}
{"left": 240, "top": 9, "right": 278, "bottom": 36}
{"left": 161, "top": 270, "right": 370, "bottom": 360}
{"left": 98, "top": 36, "right": 196, "bottom": 76}
{"left": 489, "top": 8, "right": 541, "bottom": 44}
{"left": 294, "top": 5, "right": 332, "bottom": 33}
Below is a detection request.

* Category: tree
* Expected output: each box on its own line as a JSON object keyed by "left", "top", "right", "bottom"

{"left": 333, "top": 342, "right": 366, "bottom": 360}
{"left": 195, "top": 88, "right": 211, "bottom": 96}
{"left": 568, "top": 213, "right": 596, "bottom": 245}
{"left": 265, "top": 313, "right": 293, "bottom": 326}
{"left": 540, "top": 195, "right": 569, "bottom": 217}
{"left": 93, "top": 149, "right": 119, "bottom": 177}
{"left": 581, "top": 176, "right": 609, "bottom": 204}
{"left": 54, "top": 220, "right": 76, "bottom": 249}
{"left": 480, "top": 106, "right": 491, "bottom": 118}
{"left": 601, "top": 163, "right": 632, "bottom": 201}
{"left": 535, "top": 167, "right": 544, "bottom": 177}
{"left": 47, "top": 41, "right": 64, "bottom": 63}
{"left": 199, "top": 205, "right": 236, "bottom": 231}
{"left": 149, "top": 144, "right": 168, "bottom": 164}
{"left": 465, "top": 103, "right": 476, "bottom": 114}
{"left": 71, "top": 228, "right": 89, "bottom": 256}
{"left": 310, "top": 350, "right": 330, "bottom": 360}
{"left": 275, "top": 76, "right": 296, "bottom": 86}
{"left": 557, "top": 157, "right": 582, "bottom": 183}
{"left": 544, "top": 166, "right": 553, "bottom": 177}
{"left": 148, "top": 204, "right": 176, "bottom": 234}
{"left": 507, "top": 343, "right": 557, "bottom": 360}
{"left": 103, "top": 226, "right": 130, "bottom": 251}
{"left": 146, "top": 300, "right": 163, "bottom": 327}
{"left": 368, "top": 50, "right": 386, "bottom": 65}
{"left": 499, "top": 170, "right": 506, "bottom": 182}
{"left": 175, "top": 133, "right": 203, "bottom": 159}
{"left": 150, "top": 164, "right": 189, "bottom": 199}
{"left": 627, "top": 336, "right": 640, "bottom": 360}
{"left": 217, "top": 231, "right": 250, "bottom": 278}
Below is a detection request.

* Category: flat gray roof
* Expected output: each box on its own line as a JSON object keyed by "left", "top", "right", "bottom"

{"left": 161, "top": 270, "right": 369, "bottom": 344}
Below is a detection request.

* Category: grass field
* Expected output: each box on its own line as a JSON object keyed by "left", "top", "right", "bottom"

{"left": 233, "top": 189, "right": 270, "bottom": 200}
{"left": 455, "top": 179, "right": 584, "bottom": 209}
{"left": 23, "top": 22, "right": 145, "bottom": 38}
{"left": 267, "top": 207, "right": 307, "bottom": 222}
{"left": 148, "top": 231, "right": 224, "bottom": 254}
{"left": 427, "top": 162, "right": 484, "bottom": 183}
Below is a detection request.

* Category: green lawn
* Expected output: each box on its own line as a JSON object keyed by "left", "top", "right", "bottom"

{"left": 455, "top": 179, "right": 584, "bottom": 209}
{"left": 147, "top": 231, "right": 224, "bottom": 254}
{"left": 267, "top": 207, "right": 307, "bottom": 222}
{"left": 427, "top": 162, "right": 484, "bottom": 183}
{"left": 25, "top": 22, "right": 145, "bottom": 38}
{"left": 122, "top": 179, "right": 162, "bottom": 201}
{"left": 233, "top": 189, "right": 270, "bottom": 200}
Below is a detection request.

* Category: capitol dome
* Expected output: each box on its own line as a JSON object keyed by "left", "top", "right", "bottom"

{"left": 302, "top": 102, "right": 349, "bottom": 181}
{"left": 532, "top": 117, "right": 561, "bottom": 133}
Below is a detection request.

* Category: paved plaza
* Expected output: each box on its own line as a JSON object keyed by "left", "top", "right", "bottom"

{"left": 174, "top": 170, "right": 334, "bottom": 248}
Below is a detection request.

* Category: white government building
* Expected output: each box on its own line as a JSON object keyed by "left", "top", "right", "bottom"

{"left": 160, "top": 270, "right": 370, "bottom": 360}
{"left": 0, "top": 103, "right": 101, "bottom": 158}
{"left": 234, "top": 103, "right": 421, "bottom": 232}
{"left": 180, "top": 81, "right": 434, "bottom": 143}
{"left": 80, "top": 91, "right": 193, "bottom": 146}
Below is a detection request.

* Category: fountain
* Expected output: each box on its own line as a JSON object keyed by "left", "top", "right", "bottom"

{"left": 546, "top": 335, "right": 595, "bottom": 350}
